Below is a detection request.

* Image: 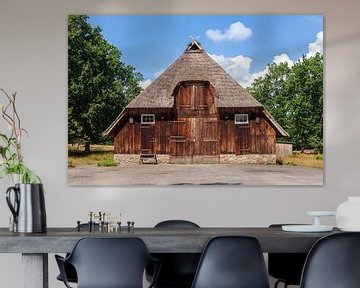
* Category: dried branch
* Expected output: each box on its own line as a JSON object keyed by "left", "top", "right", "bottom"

{"left": 0, "top": 88, "right": 38, "bottom": 182}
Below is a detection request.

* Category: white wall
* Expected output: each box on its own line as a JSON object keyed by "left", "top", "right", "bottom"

{"left": 1, "top": 0, "right": 360, "bottom": 287}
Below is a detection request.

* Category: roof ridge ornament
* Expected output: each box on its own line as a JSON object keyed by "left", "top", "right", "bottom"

{"left": 186, "top": 36, "right": 203, "bottom": 51}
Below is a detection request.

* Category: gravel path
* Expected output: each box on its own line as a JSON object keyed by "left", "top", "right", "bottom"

{"left": 68, "top": 164, "right": 323, "bottom": 186}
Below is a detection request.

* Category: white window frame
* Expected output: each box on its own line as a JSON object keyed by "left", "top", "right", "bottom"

{"left": 234, "top": 114, "right": 249, "bottom": 125}
{"left": 141, "top": 114, "right": 155, "bottom": 124}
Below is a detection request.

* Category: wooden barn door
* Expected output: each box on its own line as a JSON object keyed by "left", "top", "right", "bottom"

{"left": 235, "top": 126, "right": 250, "bottom": 155}
{"left": 169, "top": 119, "right": 219, "bottom": 163}
{"left": 140, "top": 124, "right": 155, "bottom": 154}
{"left": 169, "top": 120, "right": 190, "bottom": 160}
{"left": 194, "top": 119, "right": 219, "bottom": 163}
{"left": 172, "top": 81, "right": 219, "bottom": 163}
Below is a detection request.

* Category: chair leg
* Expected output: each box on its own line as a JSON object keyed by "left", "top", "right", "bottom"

{"left": 274, "top": 279, "right": 289, "bottom": 288}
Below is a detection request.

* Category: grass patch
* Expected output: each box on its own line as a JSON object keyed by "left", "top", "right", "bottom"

{"left": 68, "top": 144, "right": 115, "bottom": 167}
{"left": 279, "top": 153, "right": 323, "bottom": 169}
{"left": 97, "top": 158, "right": 118, "bottom": 167}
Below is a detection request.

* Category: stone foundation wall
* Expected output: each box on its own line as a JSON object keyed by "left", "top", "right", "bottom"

{"left": 220, "top": 154, "right": 276, "bottom": 165}
{"left": 169, "top": 155, "right": 220, "bottom": 164}
{"left": 114, "top": 154, "right": 139, "bottom": 165}
{"left": 114, "top": 154, "right": 276, "bottom": 165}
{"left": 156, "top": 155, "right": 171, "bottom": 164}
{"left": 114, "top": 154, "right": 170, "bottom": 164}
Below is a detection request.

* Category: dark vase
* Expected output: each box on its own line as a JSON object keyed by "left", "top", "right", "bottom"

{"left": 6, "top": 183, "right": 47, "bottom": 233}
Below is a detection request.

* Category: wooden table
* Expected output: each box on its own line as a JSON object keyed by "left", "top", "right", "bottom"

{"left": 0, "top": 227, "right": 338, "bottom": 288}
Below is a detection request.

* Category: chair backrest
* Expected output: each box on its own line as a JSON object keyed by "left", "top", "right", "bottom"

{"left": 191, "top": 236, "right": 270, "bottom": 288}
{"left": 152, "top": 220, "right": 201, "bottom": 286}
{"left": 300, "top": 232, "right": 360, "bottom": 288}
{"left": 67, "top": 237, "right": 154, "bottom": 288}
{"left": 155, "top": 219, "right": 200, "bottom": 228}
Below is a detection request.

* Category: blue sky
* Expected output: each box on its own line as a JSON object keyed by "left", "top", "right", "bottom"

{"left": 88, "top": 15, "right": 323, "bottom": 88}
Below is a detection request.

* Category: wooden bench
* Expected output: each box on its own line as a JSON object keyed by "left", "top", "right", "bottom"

{"left": 139, "top": 153, "right": 158, "bottom": 164}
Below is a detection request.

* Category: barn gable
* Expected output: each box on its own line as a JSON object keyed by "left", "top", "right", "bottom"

{"left": 126, "top": 40, "right": 262, "bottom": 109}
{"left": 104, "top": 40, "right": 288, "bottom": 138}
{"left": 104, "top": 40, "right": 289, "bottom": 165}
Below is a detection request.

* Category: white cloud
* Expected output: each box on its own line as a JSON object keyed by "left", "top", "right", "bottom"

{"left": 247, "top": 54, "right": 294, "bottom": 87}
{"left": 142, "top": 31, "right": 322, "bottom": 91}
{"left": 139, "top": 68, "right": 166, "bottom": 89}
{"left": 154, "top": 68, "right": 166, "bottom": 78}
{"left": 306, "top": 31, "right": 323, "bottom": 58}
{"left": 273, "top": 54, "right": 294, "bottom": 67}
{"left": 210, "top": 54, "right": 253, "bottom": 87}
{"left": 248, "top": 54, "right": 294, "bottom": 87}
{"left": 248, "top": 69, "right": 268, "bottom": 87}
{"left": 210, "top": 52, "right": 294, "bottom": 88}
{"left": 206, "top": 22, "right": 252, "bottom": 42}
{"left": 139, "top": 79, "right": 152, "bottom": 89}
{"left": 209, "top": 31, "right": 323, "bottom": 87}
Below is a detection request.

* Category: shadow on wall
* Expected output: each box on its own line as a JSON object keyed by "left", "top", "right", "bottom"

{"left": 327, "top": 31, "right": 360, "bottom": 46}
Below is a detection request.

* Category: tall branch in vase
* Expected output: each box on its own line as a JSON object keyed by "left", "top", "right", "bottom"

{"left": 0, "top": 88, "right": 40, "bottom": 184}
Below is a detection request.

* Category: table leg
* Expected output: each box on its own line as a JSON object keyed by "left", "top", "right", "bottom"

{"left": 22, "top": 253, "right": 48, "bottom": 288}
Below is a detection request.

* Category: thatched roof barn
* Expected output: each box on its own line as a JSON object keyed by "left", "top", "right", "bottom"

{"left": 104, "top": 40, "right": 288, "bottom": 164}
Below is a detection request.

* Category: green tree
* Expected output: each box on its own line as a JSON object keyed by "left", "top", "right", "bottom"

{"left": 248, "top": 54, "right": 323, "bottom": 151}
{"left": 286, "top": 54, "right": 323, "bottom": 152}
{"left": 248, "top": 62, "right": 291, "bottom": 130}
{"left": 68, "top": 15, "right": 143, "bottom": 152}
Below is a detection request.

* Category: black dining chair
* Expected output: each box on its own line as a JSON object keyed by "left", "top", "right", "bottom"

{"left": 191, "top": 236, "right": 270, "bottom": 288}
{"left": 55, "top": 237, "right": 161, "bottom": 288}
{"left": 56, "top": 223, "right": 99, "bottom": 284}
{"left": 147, "top": 220, "right": 201, "bottom": 288}
{"left": 268, "top": 224, "right": 308, "bottom": 288}
{"left": 300, "top": 232, "right": 360, "bottom": 288}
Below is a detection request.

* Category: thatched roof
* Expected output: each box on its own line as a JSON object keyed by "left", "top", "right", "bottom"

{"left": 263, "top": 109, "right": 289, "bottom": 137}
{"left": 104, "top": 40, "right": 288, "bottom": 137}
{"left": 127, "top": 40, "right": 262, "bottom": 109}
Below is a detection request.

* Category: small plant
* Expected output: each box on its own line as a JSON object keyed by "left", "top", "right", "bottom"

{"left": 315, "top": 154, "right": 323, "bottom": 160}
{"left": 276, "top": 158, "right": 283, "bottom": 165}
{"left": 97, "top": 158, "right": 118, "bottom": 167}
{"left": 68, "top": 160, "right": 75, "bottom": 168}
{"left": 0, "top": 89, "right": 41, "bottom": 183}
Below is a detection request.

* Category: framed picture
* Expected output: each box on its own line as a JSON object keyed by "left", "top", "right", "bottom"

{"left": 68, "top": 15, "right": 323, "bottom": 185}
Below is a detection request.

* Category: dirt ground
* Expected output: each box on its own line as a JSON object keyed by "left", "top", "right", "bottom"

{"left": 68, "top": 164, "right": 323, "bottom": 186}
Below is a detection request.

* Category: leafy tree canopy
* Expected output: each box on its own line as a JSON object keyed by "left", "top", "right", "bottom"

{"left": 68, "top": 15, "right": 143, "bottom": 151}
{"left": 248, "top": 54, "right": 323, "bottom": 152}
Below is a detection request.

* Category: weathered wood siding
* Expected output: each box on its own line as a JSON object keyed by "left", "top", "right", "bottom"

{"left": 114, "top": 120, "right": 170, "bottom": 154}
{"left": 115, "top": 117, "right": 276, "bottom": 156}
{"left": 114, "top": 81, "right": 276, "bottom": 158}
{"left": 169, "top": 120, "right": 189, "bottom": 156}
{"left": 175, "top": 81, "right": 217, "bottom": 117}
{"left": 250, "top": 119, "right": 276, "bottom": 154}
{"left": 276, "top": 142, "right": 293, "bottom": 158}
{"left": 219, "top": 118, "right": 276, "bottom": 155}
{"left": 114, "top": 116, "right": 276, "bottom": 156}
{"left": 169, "top": 118, "right": 219, "bottom": 157}
{"left": 114, "top": 121, "right": 139, "bottom": 154}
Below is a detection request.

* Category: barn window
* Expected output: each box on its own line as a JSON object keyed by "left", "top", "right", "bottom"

{"left": 141, "top": 114, "right": 155, "bottom": 124}
{"left": 234, "top": 114, "right": 249, "bottom": 125}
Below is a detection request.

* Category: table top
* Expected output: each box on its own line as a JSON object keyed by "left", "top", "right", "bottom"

{"left": 0, "top": 227, "right": 340, "bottom": 254}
